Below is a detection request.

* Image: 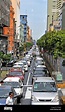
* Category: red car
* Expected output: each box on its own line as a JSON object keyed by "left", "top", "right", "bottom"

{"left": 6, "top": 68, "right": 24, "bottom": 81}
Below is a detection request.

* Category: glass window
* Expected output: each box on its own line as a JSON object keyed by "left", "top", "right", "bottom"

{"left": 33, "top": 82, "right": 57, "bottom": 92}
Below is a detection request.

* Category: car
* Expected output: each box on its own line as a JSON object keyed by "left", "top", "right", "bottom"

{"left": 6, "top": 68, "right": 24, "bottom": 81}
{"left": 21, "top": 60, "right": 28, "bottom": 72}
{"left": 31, "top": 77, "right": 63, "bottom": 105}
{"left": 32, "top": 70, "right": 47, "bottom": 84}
{"left": 13, "top": 62, "right": 25, "bottom": 75}
{"left": 33, "top": 65, "right": 49, "bottom": 75}
{"left": 62, "top": 60, "right": 65, "bottom": 66}
{"left": 24, "top": 56, "right": 31, "bottom": 67}
{"left": 2, "top": 59, "right": 8, "bottom": 66}
{"left": 0, "top": 85, "right": 18, "bottom": 105}
{"left": 3, "top": 77, "right": 23, "bottom": 103}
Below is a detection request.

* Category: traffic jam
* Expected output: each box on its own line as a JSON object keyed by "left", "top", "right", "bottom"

{"left": 0, "top": 45, "right": 63, "bottom": 105}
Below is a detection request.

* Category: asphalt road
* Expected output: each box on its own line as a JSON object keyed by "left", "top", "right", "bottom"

{"left": 20, "top": 58, "right": 34, "bottom": 105}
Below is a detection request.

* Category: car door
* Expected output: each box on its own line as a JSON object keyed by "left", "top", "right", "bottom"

{"left": 19, "top": 79, "right": 23, "bottom": 96}
{"left": 12, "top": 88, "right": 18, "bottom": 105}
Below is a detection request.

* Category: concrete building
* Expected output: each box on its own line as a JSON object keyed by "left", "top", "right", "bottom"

{"left": 27, "top": 26, "right": 32, "bottom": 42}
{"left": 0, "top": 0, "right": 11, "bottom": 54}
{"left": 20, "top": 24, "right": 24, "bottom": 44}
{"left": 47, "top": 0, "right": 63, "bottom": 31}
{"left": 11, "top": 0, "right": 20, "bottom": 41}
{"left": 60, "top": 2, "right": 65, "bottom": 29}
{"left": 3, "top": 6, "right": 15, "bottom": 54}
{"left": 20, "top": 15, "right": 27, "bottom": 42}
{"left": 11, "top": 0, "right": 20, "bottom": 56}
{"left": 57, "top": 0, "right": 63, "bottom": 18}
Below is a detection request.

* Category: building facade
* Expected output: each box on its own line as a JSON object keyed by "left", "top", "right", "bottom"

{"left": 27, "top": 26, "right": 32, "bottom": 42}
{"left": 60, "top": 2, "right": 65, "bottom": 29}
{"left": 0, "top": 0, "right": 11, "bottom": 54}
{"left": 3, "top": 6, "right": 15, "bottom": 54}
{"left": 47, "top": 0, "right": 63, "bottom": 31}
{"left": 20, "top": 15, "right": 27, "bottom": 42}
{"left": 20, "top": 24, "right": 24, "bottom": 44}
{"left": 11, "top": 0, "right": 20, "bottom": 41}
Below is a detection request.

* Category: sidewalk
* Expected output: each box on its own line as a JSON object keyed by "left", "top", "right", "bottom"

{"left": 0, "top": 71, "right": 8, "bottom": 80}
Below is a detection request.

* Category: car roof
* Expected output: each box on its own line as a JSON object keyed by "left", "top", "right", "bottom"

{"left": 36, "top": 57, "right": 43, "bottom": 60}
{"left": 13, "top": 65, "right": 22, "bottom": 67}
{"left": 14, "top": 62, "right": 23, "bottom": 64}
{"left": 37, "top": 65, "right": 46, "bottom": 68}
{"left": 3, "top": 77, "right": 20, "bottom": 82}
{"left": 34, "top": 77, "right": 55, "bottom": 83}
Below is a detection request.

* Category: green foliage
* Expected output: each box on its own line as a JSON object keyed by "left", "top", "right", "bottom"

{"left": 19, "top": 45, "right": 24, "bottom": 51}
{"left": 0, "top": 52, "right": 3, "bottom": 58}
{"left": 37, "top": 30, "right": 65, "bottom": 59}
{"left": 2, "top": 54, "right": 11, "bottom": 60}
{"left": 26, "top": 42, "right": 33, "bottom": 47}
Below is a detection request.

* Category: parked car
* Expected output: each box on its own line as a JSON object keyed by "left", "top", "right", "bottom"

{"left": 7, "top": 59, "right": 14, "bottom": 67}
{"left": 62, "top": 60, "right": 65, "bottom": 66}
{"left": 31, "top": 77, "right": 63, "bottom": 105}
{"left": 0, "top": 85, "right": 18, "bottom": 105}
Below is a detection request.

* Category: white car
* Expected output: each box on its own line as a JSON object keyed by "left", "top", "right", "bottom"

{"left": 31, "top": 77, "right": 63, "bottom": 105}
{"left": 3, "top": 77, "right": 23, "bottom": 103}
{"left": 21, "top": 60, "right": 28, "bottom": 72}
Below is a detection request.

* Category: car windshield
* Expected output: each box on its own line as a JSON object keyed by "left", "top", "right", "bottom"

{"left": 33, "top": 82, "right": 57, "bottom": 92}
{"left": 23, "top": 62, "right": 27, "bottom": 65}
{"left": 34, "top": 70, "right": 46, "bottom": 74}
{"left": 14, "top": 64, "right": 23, "bottom": 66}
{"left": 9, "top": 71, "right": 23, "bottom": 76}
{"left": 35, "top": 67, "right": 46, "bottom": 71}
{"left": 3, "top": 82, "right": 21, "bottom": 88}
{"left": 0, "top": 88, "right": 10, "bottom": 97}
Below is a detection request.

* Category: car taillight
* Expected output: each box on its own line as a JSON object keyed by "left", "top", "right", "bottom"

{"left": 22, "top": 75, "right": 24, "bottom": 80}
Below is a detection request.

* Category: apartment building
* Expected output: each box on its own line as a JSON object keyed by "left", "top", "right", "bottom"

{"left": 20, "top": 15, "right": 27, "bottom": 42}
{"left": 47, "top": 0, "right": 63, "bottom": 31}
{"left": 60, "top": 2, "right": 65, "bottom": 29}
{"left": 27, "top": 26, "right": 32, "bottom": 42}
{"left": 11, "top": 0, "right": 20, "bottom": 41}
{"left": 0, "top": 0, "right": 11, "bottom": 54}
{"left": 3, "top": 6, "right": 15, "bottom": 54}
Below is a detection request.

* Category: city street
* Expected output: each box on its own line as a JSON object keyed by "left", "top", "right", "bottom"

{"left": 0, "top": 0, "right": 65, "bottom": 108}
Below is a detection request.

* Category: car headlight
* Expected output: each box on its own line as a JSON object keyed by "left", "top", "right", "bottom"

{"left": 52, "top": 95, "right": 59, "bottom": 102}
{"left": 32, "top": 95, "right": 38, "bottom": 102}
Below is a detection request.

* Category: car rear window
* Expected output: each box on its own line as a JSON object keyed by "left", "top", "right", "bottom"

{"left": 9, "top": 71, "right": 23, "bottom": 76}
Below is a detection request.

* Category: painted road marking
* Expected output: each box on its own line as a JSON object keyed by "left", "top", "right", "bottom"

{"left": 26, "top": 72, "right": 30, "bottom": 85}
{"left": 25, "top": 87, "right": 32, "bottom": 99}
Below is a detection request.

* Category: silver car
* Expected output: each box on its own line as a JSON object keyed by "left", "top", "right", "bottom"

{"left": 31, "top": 77, "right": 62, "bottom": 105}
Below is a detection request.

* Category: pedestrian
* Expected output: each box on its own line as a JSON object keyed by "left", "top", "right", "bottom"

{"left": 6, "top": 92, "right": 14, "bottom": 105}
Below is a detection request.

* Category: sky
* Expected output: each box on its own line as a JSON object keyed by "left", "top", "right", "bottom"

{"left": 20, "top": 0, "right": 47, "bottom": 41}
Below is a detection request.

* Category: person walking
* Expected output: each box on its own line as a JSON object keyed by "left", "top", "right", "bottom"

{"left": 6, "top": 92, "right": 14, "bottom": 105}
